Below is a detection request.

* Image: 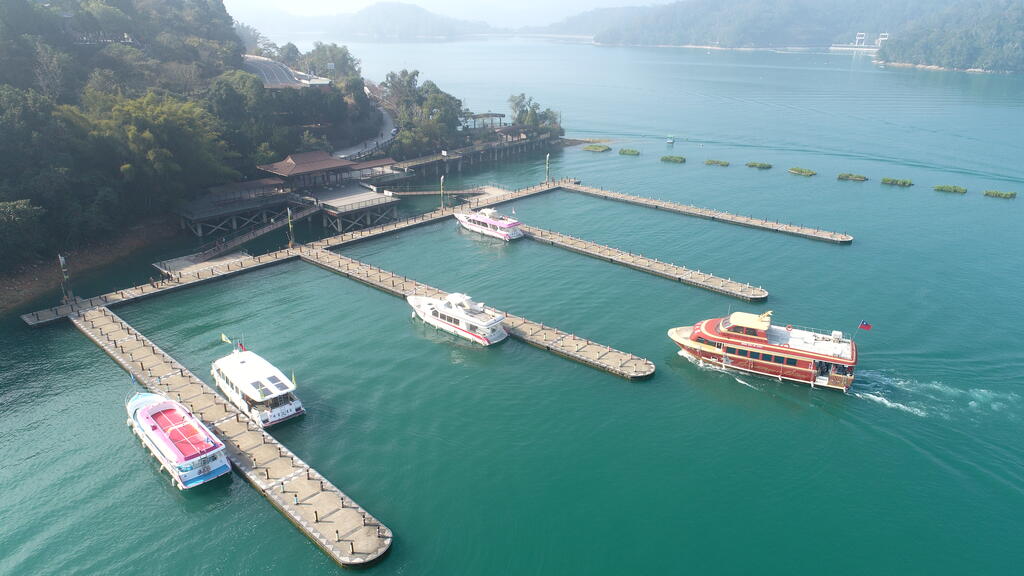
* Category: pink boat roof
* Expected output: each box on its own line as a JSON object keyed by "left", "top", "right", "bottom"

{"left": 139, "top": 402, "right": 222, "bottom": 463}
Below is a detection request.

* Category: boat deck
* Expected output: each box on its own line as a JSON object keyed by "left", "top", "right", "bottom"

{"left": 149, "top": 406, "right": 220, "bottom": 461}
{"left": 766, "top": 326, "right": 853, "bottom": 360}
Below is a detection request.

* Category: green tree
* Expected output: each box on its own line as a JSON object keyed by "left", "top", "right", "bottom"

{"left": 0, "top": 200, "right": 46, "bottom": 268}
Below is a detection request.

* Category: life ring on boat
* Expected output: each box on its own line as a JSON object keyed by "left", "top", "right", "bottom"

{"left": 786, "top": 324, "right": 793, "bottom": 331}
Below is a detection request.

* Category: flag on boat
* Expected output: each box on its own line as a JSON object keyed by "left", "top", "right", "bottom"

{"left": 859, "top": 320, "right": 873, "bottom": 331}
{"left": 220, "top": 333, "right": 232, "bottom": 344}
{"left": 238, "top": 342, "right": 247, "bottom": 351}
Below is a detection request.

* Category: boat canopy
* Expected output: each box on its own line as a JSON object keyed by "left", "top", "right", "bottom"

{"left": 213, "top": 350, "right": 295, "bottom": 402}
{"left": 726, "top": 310, "right": 773, "bottom": 331}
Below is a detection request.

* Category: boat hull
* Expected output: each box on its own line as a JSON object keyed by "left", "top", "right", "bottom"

{"left": 667, "top": 327, "right": 851, "bottom": 392}
{"left": 454, "top": 213, "right": 523, "bottom": 241}
{"left": 408, "top": 295, "right": 508, "bottom": 346}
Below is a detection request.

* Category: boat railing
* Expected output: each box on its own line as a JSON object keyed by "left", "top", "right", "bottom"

{"left": 781, "top": 324, "right": 847, "bottom": 340}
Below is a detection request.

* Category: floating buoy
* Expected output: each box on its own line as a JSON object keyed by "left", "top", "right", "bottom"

{"left": 786, "top": 324, "right": 793, "bottom": 331}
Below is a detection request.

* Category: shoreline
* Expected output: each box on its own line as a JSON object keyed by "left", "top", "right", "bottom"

{"left": 872, "top": 60, "right": 1002, "bottom": 74}
{"left": 0, "top": 217, "right": 182, "bottom": 316}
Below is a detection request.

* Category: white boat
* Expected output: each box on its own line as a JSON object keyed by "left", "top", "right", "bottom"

{"left": 454, "top": 208, "right": 523, "bottom": 241}
{"left": 408, "top": 293, "right": 508, "bottom": 345}
{"left": 666, "top": 135, "right": 675, "bottom": 144}
{"left": 126, "top": 392, "right": 231, "bottom": 490}
{"left": 211, "top": 348, "right": 304, "bottom": 428}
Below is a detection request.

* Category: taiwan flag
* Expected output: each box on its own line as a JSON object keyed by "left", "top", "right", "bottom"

{"left": 859, "top": 320, "right": 873, "bottom": 331}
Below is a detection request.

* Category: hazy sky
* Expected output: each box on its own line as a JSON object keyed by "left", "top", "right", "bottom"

{"left": 223, "top": 0, "right": 676, "bottom": 28}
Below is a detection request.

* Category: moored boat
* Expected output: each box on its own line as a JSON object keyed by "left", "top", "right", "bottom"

{"left": 454, "top": 208, "right": 523, "bottom": 241}
{"left": 667, "top": 310, "right": 857, "bottom": 391}
{"left": 212, "top": 345, "right": 304, "bottom": 428}
{"left": 126, "top": 392, "right": 230, "bottom": 490}
{"left": 408, "top": 292, "right": 508, "bottom": 345}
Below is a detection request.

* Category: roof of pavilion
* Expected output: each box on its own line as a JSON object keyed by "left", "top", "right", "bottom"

{"left": 257, "top": 151, "right": 355, "bottom": 177}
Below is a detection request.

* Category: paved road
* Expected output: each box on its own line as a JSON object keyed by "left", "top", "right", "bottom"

{"left": 333, "top": 104, "right": 396, "bottom": 159}
{"left": 243, "top": 55, "right": 304, "bottom": 88}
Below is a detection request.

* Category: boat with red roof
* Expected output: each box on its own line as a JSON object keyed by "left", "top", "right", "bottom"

{"left": 667, "top": 310, "right": 858, "bottom": 391}
{"left": 454, "top": 208, "right": 523, "bottom": 241}
{"left": 126, "top": 392, "right": 231, "bottom": 489}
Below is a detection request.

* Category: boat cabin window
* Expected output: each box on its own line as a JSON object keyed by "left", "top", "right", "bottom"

{"left": 737, "top": 349, "right": 749, "bottom": 357}
{"left": 749, "top": 352, "right": 760, "bottom": 360}
{"left": 468, "top": 324, "right": 478, "bottom": 333}
{"left": 745, "top": 328, "right": 759, "bottom": 336}
{"left": 432, "top": 310, "right": 439, "bottom": 317}
{"left": 773, "top": 356, "right": 785, "bottom": 364}
{"left": 785, "top": 358, "right": 798, "bottom": 366}
{"left": 726, "top": 347, "right": 736, "bottom": 354}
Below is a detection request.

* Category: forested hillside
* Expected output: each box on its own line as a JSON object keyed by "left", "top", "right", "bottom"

{"left": 540, "top": 0, "right": 1023, "bottom": 72}
{"left": 0, "top": 1, "right": 377, "bottom": 272}
{"left": 878, "top": 0, "right": 1024, "bottom": 72}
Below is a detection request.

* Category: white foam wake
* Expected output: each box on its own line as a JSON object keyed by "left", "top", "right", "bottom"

{"left": 854, "top": 392, "right": 928, "bottom": 418}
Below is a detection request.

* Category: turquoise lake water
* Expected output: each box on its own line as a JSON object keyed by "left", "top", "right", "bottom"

{"left": 2, "top": 39, "right": 1023, "bottom": 574}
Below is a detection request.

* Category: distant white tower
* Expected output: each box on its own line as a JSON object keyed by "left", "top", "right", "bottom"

{"left": 875, "top": 33, "right": 890, "bottom": 47}
{"left": 855, "top": 32, "right": 867, "bottom": 46}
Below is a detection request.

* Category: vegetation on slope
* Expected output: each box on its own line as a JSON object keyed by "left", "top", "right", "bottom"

{"left": 0, "top": 1, "right": 378, "bottom": 271}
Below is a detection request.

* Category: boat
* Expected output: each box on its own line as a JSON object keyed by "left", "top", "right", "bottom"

{"left": 454, "top": 208, "right": 523, "bottom": 241}
{"left": 407, "top": 292, "right": 508, "bottom": 346}
{"left": 126, "top": 392, "right": 231, "bottom": 490}
{"left": 667, "top": 310, "right": 858, "bottom": 391}
{"left": 211, "top": 347, "right": 304, "bottom": 427}
{"left": 666, "top": 135, "right": 675, "bottom": 144}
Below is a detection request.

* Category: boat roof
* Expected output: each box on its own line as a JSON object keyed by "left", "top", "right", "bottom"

{"left": 437, "top": 293, "right": 504, "bottom": 325}
{"left": 466, "top": 209, "right": 519, "bottom": 227}
{"left": 212, "top": 350, "right": 295, "bottom": 401}
{"left": 133, "top": 396, "right": 222, "bottom": 463}
{"left": 766, "top": 326, "right": 855, "bottom": 361}
{"left": 727, "top": 310, "right": 772, "bottom": 331}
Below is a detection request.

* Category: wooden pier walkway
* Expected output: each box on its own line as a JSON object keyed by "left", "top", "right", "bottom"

{"left": 70, "top": 306, "right": 392, "bottom": 567}
{"left": 561, "top": 183, "right": 854, "bottom": 244}
{"left": 298, "top": 247, "right": 655, "bottom": 379}
{"left": 519, "top": 225, "right": 768, "bottom": 302}
{"left": 308, "top": 179, "right": 569, "bottom": 251}
{"left": 23, "top": 248, "right": 301, "bottom": 327}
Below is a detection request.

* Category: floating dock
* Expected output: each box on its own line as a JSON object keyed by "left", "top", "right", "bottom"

{"left": 297, "top": 247, "right": 655, "bottom": 379}
{"left": 561, "top": 183, "right": 854, "bottom": 244}
{"left": 519, "top": 225, "right": 768, "bottom": 302}
{"left": 70, "top": 306, "right": 392, "bottom": 567}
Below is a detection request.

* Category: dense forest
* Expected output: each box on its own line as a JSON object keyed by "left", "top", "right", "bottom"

{"left": 878, "top": 0, "right": 1024, "bottom": 72}
{"left": 538, "top": 0, "right": 1023, "bottom": 72}
{"left": 0, "top": 0, "right": 379, "bottom": 272}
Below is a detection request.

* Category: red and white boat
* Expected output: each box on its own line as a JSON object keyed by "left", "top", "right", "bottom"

{"left": 667, "top": 310, "right": 858, "bottom": 391}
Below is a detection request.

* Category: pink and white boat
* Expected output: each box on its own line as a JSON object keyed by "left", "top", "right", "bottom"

{"left": 126, "top": 392, "right": 231, "bottom": 490}
{"left": 454, "top": 208, "right": 523, "bottom": 241}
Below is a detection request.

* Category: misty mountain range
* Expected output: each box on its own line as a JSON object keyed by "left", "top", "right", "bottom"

{"left": 245, "top": 1, "right": 1024, "bottom": 72}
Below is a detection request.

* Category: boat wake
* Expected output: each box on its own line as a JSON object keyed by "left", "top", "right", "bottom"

{"left": 853, "top": 370, "right": 1021, "bottom": 420}
{"left": 853, "top": 391, "right": 928, "bottom": 418}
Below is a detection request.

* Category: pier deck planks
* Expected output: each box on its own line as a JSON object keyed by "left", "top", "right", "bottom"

{"left": 519, "top": 224, "right": 768, "bottom": 302}
{"left": 70, "top": 307, "right": 392, "bottom": 567}
{"left": 561, "top": 183, "right": 854, "bottom": 244}
{"left": 298, "top": 247, "right": 656, "bottom": 380}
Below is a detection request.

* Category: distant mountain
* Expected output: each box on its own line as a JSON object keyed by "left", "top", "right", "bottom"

{"left": 251, "top": 2, "right": 494, "bottom": 43}
{"left": 532, "top": 0, "right": 1024, "bottom": 72}
{"left": 520, "top": 7, "right": 641, "bottom": 36}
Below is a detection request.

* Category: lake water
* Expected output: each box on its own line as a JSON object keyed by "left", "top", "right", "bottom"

{"left": 2, "top": 39, "right": 1023, "bottom": 575}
